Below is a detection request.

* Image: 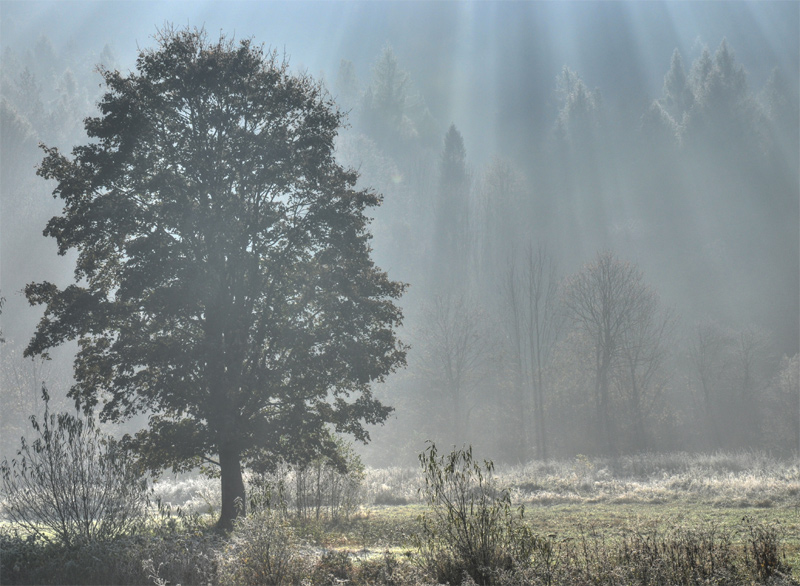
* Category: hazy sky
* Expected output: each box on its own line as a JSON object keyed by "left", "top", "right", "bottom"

{"left": 2, "top": 1, "right": 797, "bottom": 163}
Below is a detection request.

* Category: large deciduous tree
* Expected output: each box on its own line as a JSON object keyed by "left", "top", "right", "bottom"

{"left": 24, "top": 28, "right": 406, "bottom": 531}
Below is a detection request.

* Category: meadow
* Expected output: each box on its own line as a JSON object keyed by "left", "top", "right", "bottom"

{"left": 2, "top": 450, "right": 799, "bottom": 585}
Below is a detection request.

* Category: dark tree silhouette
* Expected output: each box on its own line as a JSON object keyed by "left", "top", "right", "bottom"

{"left": 24, "top": 27, "right": 406, "bottom": 531}
{"left": 361, "top": 44, "right": 409, "bottom": 150}
{"left": 433, "top": 124, "right": 471, "bottom": 291}
{"left": 661, "top": 49, "right": 692, "bottom": 124}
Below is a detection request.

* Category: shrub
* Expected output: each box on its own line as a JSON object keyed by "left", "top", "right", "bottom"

{"left": 416, "top": 442, "right": 532, "bottom": 585}
{"left": 355, "top": 550, "right": 418, "bottom": 586}
{"left": 217, "top": 508, "right": 301, "bottom": 586}
{"left": 614, "top": 522, "right": 740, "bottom": 585}
{"left": 373, "top": 490, "right": 410, "bottom": 506}
{"left": 310, "top": 549, "right": 354, "bottom": 585}
{"left": 364, "top": 465, "right": 421, "bottom": 506}
{"left": 293, "top": 436, "right": 365, "bottom": 522}
{"left": 251, "top": 434, "right": 365, "bottom": 523}
{"left": 487, "top": 518, "right": 796, "bottom": 586}
{"left": 1, "top": 523, "right": 221, "bottom": 586}
{"left": 0, "top": 387, "right": 147, "bottom": 547}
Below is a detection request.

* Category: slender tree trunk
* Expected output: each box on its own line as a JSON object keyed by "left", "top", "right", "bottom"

{"left": 629, "top": 362, "right": 647, "bottom": 452}
{"left": 516, "top": 376, "right": 528, "bottom": 461}
{"left": 453, "top": 386, "right": 463, "bottom": 444}
{"left": 594, "top": 346, "right": 616, "bottom": 455}
{"left": 535, "top": 366, "right": 548, "bottom": 460}
{"left": 217, "top": 442, "right": 246, "bottom": 532}
{"left": 594, "top": 347, "right": 604, "bottom": 449}
{"left": 599, "top": 352, "right": 617, "bottom": 457}
{"left": 700, "top": 376, "right": 720, "bottom": 450}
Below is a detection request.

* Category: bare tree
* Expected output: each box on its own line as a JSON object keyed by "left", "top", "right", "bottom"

{"left": 502, "top": 243, "right": 562, "bottom": 461}
{"left": 688, "top": 320, "right": 729, "bottom": 448}
{"left": 730, "top": 326, "right": 773, "bottom": 447}
{"left": 417, "top": 295, "right": 494, "bottom": 445}
{"left": 561, "top": 251, "right": 658, "bottom": 456}
{"left": 688, "top": 322, "right": 775, "bottom": 450}
{"left": 502, "top": 256, "right": 528, "bottom": 460}
{"left": 614, "top": 296, "right": 676, "bottom": 451}
{"left": 765, "top": 353, "right": 799, "bottom": 454}
{"left": 477, "top": 159, "right": 524, "bottom": 290}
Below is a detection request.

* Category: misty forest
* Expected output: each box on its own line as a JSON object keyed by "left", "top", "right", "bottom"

{"left": 0, "top": 2, "right": 798, "bottom": 585}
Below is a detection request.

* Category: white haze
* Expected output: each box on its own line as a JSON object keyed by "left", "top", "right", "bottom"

{"left": 0, "top": 1, "right": 797, "bottom": 464}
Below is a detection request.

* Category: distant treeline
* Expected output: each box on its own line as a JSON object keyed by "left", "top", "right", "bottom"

{"left": 328, "top": 40, "right": 799, "bottom": 463}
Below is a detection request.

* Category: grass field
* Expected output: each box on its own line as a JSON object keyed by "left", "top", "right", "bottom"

{"left": 312, "top": 501, "right": 800, "bottom": 567}
{"left": 2, "top": 450, "right": 799, "bottom": 585}
{"left": 168, "top": 450, "right": 800, "bottom": 582}
{"left": 284, "top": 496, "right": 800, "bottom": 580}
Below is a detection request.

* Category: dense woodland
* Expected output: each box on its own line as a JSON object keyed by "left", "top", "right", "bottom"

{"left": 0, "top": 31, "right": 798, "bottom": 468}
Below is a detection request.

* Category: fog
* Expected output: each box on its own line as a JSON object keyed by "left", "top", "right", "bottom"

{"left": 1, "top": 1, "right": 798, "bottom": 465}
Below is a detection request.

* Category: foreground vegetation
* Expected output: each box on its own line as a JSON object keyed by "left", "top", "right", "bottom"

{"left": 2, "top": 449, "right": 798, "bottom": 585}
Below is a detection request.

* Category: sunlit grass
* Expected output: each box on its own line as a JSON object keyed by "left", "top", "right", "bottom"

{"left": 146, "top": 451, "right": 800, "bottom": 530}
{"left": 306, "top": 502, "right": 800, "bottom": 580}
{"left": 292, "top": 452, "right": 800, "bottom": 580}
{"left": 8, "top": 451, "right": 796, "bottom": 584}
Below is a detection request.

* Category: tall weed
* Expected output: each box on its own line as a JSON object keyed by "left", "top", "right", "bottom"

{"left": 416, "top": 443, "right": 532, "bottom": 585}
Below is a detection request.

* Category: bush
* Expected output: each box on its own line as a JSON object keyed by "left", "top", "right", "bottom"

{"left": 250, "top": 434, "right": 365, "bottom": 523}
{"left": 486, "top": 518, "right": 796, "bottom": 586}
{"left": 373, "top": 490, "right": 410, "bottom": 506}
{"left": 0, "top": 387, "right": 147, "bottom": 547}
{"left": 310, "top": 550, "right": 354, "bottom": 585}
{"left": 1, "top": 522, "right": 221, "bottom": 586}
{"left": 217, "top": 508, "right": 302, "bottom": 586}
{"left": 293, "top": 436, "right": 365, "bottom": 522}
{"left": 355, "top": 550, "right": 421, "bottom": 586}
{"left": 416, "top": 443, "right": 532, "bottom": 585}
{"left": 741, "top": 516, "right": 791, "bottom": 582}
{"left": 614, "top": 522, "right": 740, "bottom": 585}
{"left": 364, "top": 465, "right": 421, "bottom": 506}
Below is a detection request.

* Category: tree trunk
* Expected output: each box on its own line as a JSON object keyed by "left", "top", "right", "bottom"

{"left": 453, "top": 387, "right": 463, "bottom": 445}
{"left": 535, "top": 367, "right": 548, "bottom": 461}
{"left": 217, "top": 443, "right": 246, "bottom": 532}
{"left": 629, "top": 362, "right": 648, "bottom": 452}
{"left": 700, "top": 376, "right": 720, "bottom": 450}
{"left": 598, "top": 353, "right": 617, "bottom": 457}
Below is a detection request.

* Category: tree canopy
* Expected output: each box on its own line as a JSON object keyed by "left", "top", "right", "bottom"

{"left": 25, "top": 27, "right": 406, "bottom": 530}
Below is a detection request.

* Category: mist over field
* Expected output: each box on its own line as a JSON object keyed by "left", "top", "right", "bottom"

{"left": 1, "top": 1, "right": 798, "bottom": 468}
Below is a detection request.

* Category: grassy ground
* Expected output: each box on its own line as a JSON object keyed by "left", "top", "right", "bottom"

{"left": 3, "top": 451, "right": 799, "bottom": 585}
{"left": 289, "top": 452, "right": 800, "bottom": 582}
{"left": 299, "top": 501, "right": 800, "bottom": 577}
